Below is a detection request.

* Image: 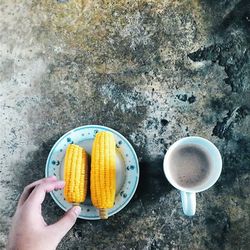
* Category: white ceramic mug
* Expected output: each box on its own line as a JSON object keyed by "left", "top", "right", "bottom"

{"left": 163, "top": 136, "right": 222, "bottom": 216}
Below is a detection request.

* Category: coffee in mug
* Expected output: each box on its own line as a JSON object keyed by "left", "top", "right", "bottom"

{"left": 168, "top": 144, "right": 212, "bottom": 189}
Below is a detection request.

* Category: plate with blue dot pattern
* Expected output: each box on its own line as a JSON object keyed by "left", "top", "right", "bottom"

{"left": 45, "top": 125, "right": 139, "bottom": 220}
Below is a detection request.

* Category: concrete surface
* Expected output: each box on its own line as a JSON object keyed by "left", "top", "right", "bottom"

{"left": 0, "top": 0, "right": 250, "bottom": 249}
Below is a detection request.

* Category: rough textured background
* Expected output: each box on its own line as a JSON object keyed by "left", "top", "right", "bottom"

{"left": 0, "top": 0, "right": 250, "bottom": 249}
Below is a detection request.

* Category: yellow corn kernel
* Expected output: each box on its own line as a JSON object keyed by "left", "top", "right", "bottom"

{"left": 64, "top": 144, "right": 88, "bottom": 204}
{"left": 91, "top": 131, "right": 116, "bottom": 219}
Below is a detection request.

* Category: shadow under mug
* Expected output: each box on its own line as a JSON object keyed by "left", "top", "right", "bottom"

{"left": 163, "top": 136, "right": 222, "bottom": 216}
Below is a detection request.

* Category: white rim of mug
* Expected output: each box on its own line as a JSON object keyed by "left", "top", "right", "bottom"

{"left": 163, "top": 136, "right": 222, "bottom": 193}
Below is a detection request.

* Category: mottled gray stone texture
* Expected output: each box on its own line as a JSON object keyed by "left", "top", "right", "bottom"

{"left": 0, "top": 0, "right": 250, "bottom": 249}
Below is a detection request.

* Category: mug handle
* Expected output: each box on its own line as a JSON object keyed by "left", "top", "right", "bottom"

{"left": 180, "top": 191, "right": 196, "bottom": 216}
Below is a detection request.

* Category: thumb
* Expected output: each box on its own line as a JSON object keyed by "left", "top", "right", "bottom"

{"left": 49, "top": 206, "right": 81, "bottom": 242}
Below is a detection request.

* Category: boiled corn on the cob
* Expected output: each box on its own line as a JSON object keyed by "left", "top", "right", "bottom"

{"left": 64, "top": 144, "right": 88, "bottom": 204}
{"left": 91, "top": 131, "right": 116, "bottom": 219}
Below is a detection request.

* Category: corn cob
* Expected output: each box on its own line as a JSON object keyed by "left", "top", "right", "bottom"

{"left": 64, "top": 144, "right": 88, "bottom": 204}
{"left": 91, "top": 131, "right": 116, "bottom": 219}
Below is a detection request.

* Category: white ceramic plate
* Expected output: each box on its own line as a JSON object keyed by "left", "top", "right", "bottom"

{"left": 45, "top": 125, "right": 139, "bottom": 220}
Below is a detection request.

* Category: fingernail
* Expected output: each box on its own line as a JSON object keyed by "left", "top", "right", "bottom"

{"left": 57, "top": 180, "right": 65, "bottom": 186}
{"left": 73, "top": 206, "right": 81, "bottom": 216}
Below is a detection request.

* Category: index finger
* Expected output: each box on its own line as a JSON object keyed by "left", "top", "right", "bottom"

{"left": 18, "top": 176, "right": 57, "bottom": 207}
{"left": 26, "top": 180, "right": 65, "bottom": 208}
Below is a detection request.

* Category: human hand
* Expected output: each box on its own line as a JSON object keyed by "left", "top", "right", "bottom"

{"left": 7, "top": 176, "right": 81, "bottom": 250}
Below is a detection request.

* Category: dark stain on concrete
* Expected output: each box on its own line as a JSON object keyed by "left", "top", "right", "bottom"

{"left": 177, "top": 94, "right": 188, "bottom": 102}
{"left": 213, "top": 0, "right": 250, "bottom": 36}
{"left": 189, "top": 41, "right": 250, "bottom": 92}
{"left": 160, "top": 119, "right": 169, "bottom": 127}
{"left": 188, "top": 95, "right": 196, "bottom": 104}
{"left": 176, "top": 94, "right": 196, "bottom": 103}
{"left": 212, "top": 106, "right": 249, "bottom": 139}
